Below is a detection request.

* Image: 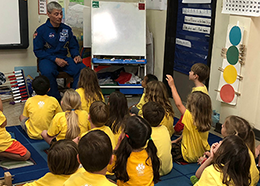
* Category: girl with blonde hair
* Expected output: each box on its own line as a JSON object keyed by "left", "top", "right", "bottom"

{"left": 76, "top": 67, "right": 104, "bottom": 113}
{"left": 41, "top": 89, "right": 90, "bottom": 144}
{"left": 144, "top": 81, "right": 175, "bottom": 136}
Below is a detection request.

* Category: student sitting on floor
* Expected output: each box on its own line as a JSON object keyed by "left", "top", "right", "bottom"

{"left": 143, "top": 102, "right": 173, "bottom": 176}
{"left": 106, "top": 91, "right": 130, "bottom": 147}
{"left": 19, "top": 75, "right": 62, "bottom": 140}
{"left": 76, "top": 67, "right": 105, "bottom": 113}
{"left": 81, "top": 101, "right": 116, "bottom": 150}
{"left": 113, "top": 116, "right": 160, "bottom": 186}
{"left": 194, "top": 115, "right": 259, "bottom": 186}
{"left": 24, "top": 139, "right": 79, "bottom": 186}
{"left": 0, "top": 98, "right": 31, "bottom": 161}
{"left": 174, "top": 63, "right": 209, "bottom": 135}
{"left": 194, "top": 135, "right": 251, "bottom": 186}
{"left": 166, "top": 75, "right": 211, "bottom": 163}
{"left": 142, "top": 81, "right": 175, "bottom": 137}
{"left": 64, "top": 130, "right": 116, "bottom": 186}
{"left": 130, "top": 74, "right": 158, "bottom": 115}
{"left": 41, "top": 89, "right": 89, "bottom": 144}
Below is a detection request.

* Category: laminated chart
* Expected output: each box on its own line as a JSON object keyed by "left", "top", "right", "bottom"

{"left": 216, "top": 25, "right": 244, "bottom": 105}
{"left": 222, "top": 0, "right": 260, "bottom": 17}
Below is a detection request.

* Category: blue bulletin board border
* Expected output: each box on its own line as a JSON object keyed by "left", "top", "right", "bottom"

{"left": 173, "top": 0, "right": 213, "bottom": 75}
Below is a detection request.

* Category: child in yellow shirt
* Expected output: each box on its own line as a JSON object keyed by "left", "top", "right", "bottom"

{"left": 76, "top": 67, "right": 105, "bottom": 113}
{"left": 130, "top": 74, "right": 158, "bottom": 116}
{"left": 64, "top": 130, "right": 116, "bottom": 186}
{"left": 24, "top": 139, "right": 79, "bottom": 186}
{"left": 0, "top": 98, "right": 31, "bottom": 161}
{"left": 19, "top": 75, "right": 62, "bottom": 139}
{"left": 41, "top": 89, "right": 90, "bottom": 144}
{"left": 143, "top": 81, "right": 175, "bottom": 137}
{"left": 81, "top": 101, "right": 116, "bottom": 149}
{"left": 113, "top": 116, "right": 160, "bottom": 186}
{"left": 143, "top": 102, "right": 173, "bottom": 176}
{"left": 195, "top": 136, "right": 251, "bottom": 186}
{"left": 167, "top": 75, "right": 211, "bottom": 163}
{"left": 107, "top": 91, "right": 130, "bottom": 146}
{"left": 194, "top": 115, "right": 259, "bottom": 186}
{"left": 175, "top": 63, "right": 209, "bottom": 134}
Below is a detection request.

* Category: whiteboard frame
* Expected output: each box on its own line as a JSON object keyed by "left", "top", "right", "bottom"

{"left": 91, "top": 0, "right": 146, "bottom": 57}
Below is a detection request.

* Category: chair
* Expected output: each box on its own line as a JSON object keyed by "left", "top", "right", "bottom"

{"left": 37, "top": 59, "right": 73, "bottom": 92}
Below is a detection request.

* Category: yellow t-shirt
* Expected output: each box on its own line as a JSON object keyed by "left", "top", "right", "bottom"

{"left": 117, "top": 150, "right": 154, "bottom": 186}
{"left": 249, "top": 149, "right": 260, "bottom": 186}
{"left": 81, "top": 126, "right": 116, "bottom": 150}
{"left": 23, "top": 95, "right": 62, "bottom": 139}
{"left": 76, "top": 88, "right": 105, "bottom": 113}
{"left": 0, "top": 111, "right": 15, "bottom": 152}
{"left": 195, "top": 149, "right": 258, "bottom": 186}
{"left": 47, "top": 110, "right": 90, "bottom": 141}
{"left": 192, "top": 85, "right": 208, "bottom": 95}
{"left": 181, "top": 110, "right": 210, "bottom": 163}
{"left": 151, "top": 125, "right": 173, "bottom": 176}
{"left": 136, "top": 93, "right": 146, "bottom": 116}
{"left": 194, "top": 165, "right": 228, "bottom": 186}
{"left": 64, "top": 169, "right": 116, "bottom": 186}
{"left": 24, "top": 172, "right": 71, "bottom": 186}
{"left": 111, "top": 121, "right": 123, "bottom": 147}
{"left": 160, "top": 113, "right": 175, "bottom": 137}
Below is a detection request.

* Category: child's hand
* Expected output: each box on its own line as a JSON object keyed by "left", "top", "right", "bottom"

{"left": 166, "top": 75, "right": 175, "bottom": 88}
{"left": 209, "top": 141, "right": 221, "bottom": 159}
{"left": 197, "top": 156, "right": 207, "bottom": 165}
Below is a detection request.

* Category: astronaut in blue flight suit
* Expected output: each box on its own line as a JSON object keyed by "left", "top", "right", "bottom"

{"left": 33, "top": 2, "right": 85, "bottom": 101}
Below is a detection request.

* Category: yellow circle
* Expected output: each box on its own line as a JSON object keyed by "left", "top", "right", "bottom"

{"left": 223, "top": 65, "right": 237, "bottom": 84}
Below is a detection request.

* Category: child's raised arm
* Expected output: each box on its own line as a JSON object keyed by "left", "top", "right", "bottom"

{"left": 166, "top": 75, "right": 186, "bottom": 115}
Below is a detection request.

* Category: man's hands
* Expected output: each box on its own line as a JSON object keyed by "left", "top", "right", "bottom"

{"left": 74, "top": 55, "right": 82, "bottom": 64}
{"left": 55, "top": 56, "right": 82, "bottom": 67}
{"left": 55, "top": 58, "right": 68, "bottom": 67}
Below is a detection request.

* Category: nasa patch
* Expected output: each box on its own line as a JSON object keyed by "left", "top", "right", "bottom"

{"left": 49, "top": 33, "right": 55, "bottom": 38}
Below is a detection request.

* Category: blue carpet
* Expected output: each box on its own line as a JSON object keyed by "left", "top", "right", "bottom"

{"left": 1, "top": 126, "right": 49, "bottom": 184}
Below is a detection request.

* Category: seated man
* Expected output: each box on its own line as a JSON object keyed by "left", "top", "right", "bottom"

{"left": 33, "top": 1, "right": 85, "bottom": 101}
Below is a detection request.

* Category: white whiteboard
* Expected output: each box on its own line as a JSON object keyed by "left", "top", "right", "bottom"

{"left": 0, "top": 0, "right": 20, "bottom": 44}
{"left": 91, "top": 1, "right": 146, "bottom": 56}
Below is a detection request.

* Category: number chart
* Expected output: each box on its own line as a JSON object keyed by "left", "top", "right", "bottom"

{"left": 222, "top": 0, "right": 260, "bottom": 17}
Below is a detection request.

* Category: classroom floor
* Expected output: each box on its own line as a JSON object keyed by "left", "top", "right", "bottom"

{"left": 1, "top": 95, "right": 260, "bottom": 185}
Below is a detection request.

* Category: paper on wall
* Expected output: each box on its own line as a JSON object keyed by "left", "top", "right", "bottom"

{"left": 222, "top": 0, "right": 260, "bottom": 17}
{"left": 182, "top": 0, "right": 211, "bottom": 3}
{"left": 183, "top": 24, "right": 210, "bottom": 34}
{"left": 176, "top": 38, "right": 191, "bottom": 48}
{"left": 183, "top": 8, "right": 211, "bottom": 17}
{"left": 146, "top": 0, "right": 167, "bottom": 10}
{"left": 184, "top": 16, "right": 211, "bottom": 26}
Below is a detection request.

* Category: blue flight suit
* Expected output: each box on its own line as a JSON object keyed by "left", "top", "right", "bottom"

{"left": 33, "top": 19, "right": 85, "bottom": 101}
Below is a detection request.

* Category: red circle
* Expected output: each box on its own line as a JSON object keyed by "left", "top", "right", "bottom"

{"left": 220, "top": 84, "right": 235, "bottom": 103}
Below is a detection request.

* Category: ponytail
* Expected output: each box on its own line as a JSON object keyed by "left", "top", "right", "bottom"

{"left": 113, "top": 137, "right": 133, "bottom": 182}
{"left": 146, "top": 139, "right": 160, "bottom": 183}
{"left": 61, "top": 89, "right": 81, "bottom": 140}
{"left": 65, "top": 110, "right": 80, "bottom": 140}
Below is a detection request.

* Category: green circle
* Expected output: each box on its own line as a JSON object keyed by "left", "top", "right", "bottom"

{"left": 226, "top": 46, "right": 239, "bottom": 65}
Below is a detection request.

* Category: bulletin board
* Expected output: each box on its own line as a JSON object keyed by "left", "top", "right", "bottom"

{"left": 0, "top": 0, "right": 28, "bottom": 49}
{"left": 91, "top": 1, "right": 146, "bottom": 56}
{"left": 173, "top": 0, "right": 213, "bottom": 75}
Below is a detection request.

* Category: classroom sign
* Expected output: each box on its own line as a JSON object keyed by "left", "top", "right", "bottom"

{"left": 216, "top": 25, "right": 244, "bottom": 105}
